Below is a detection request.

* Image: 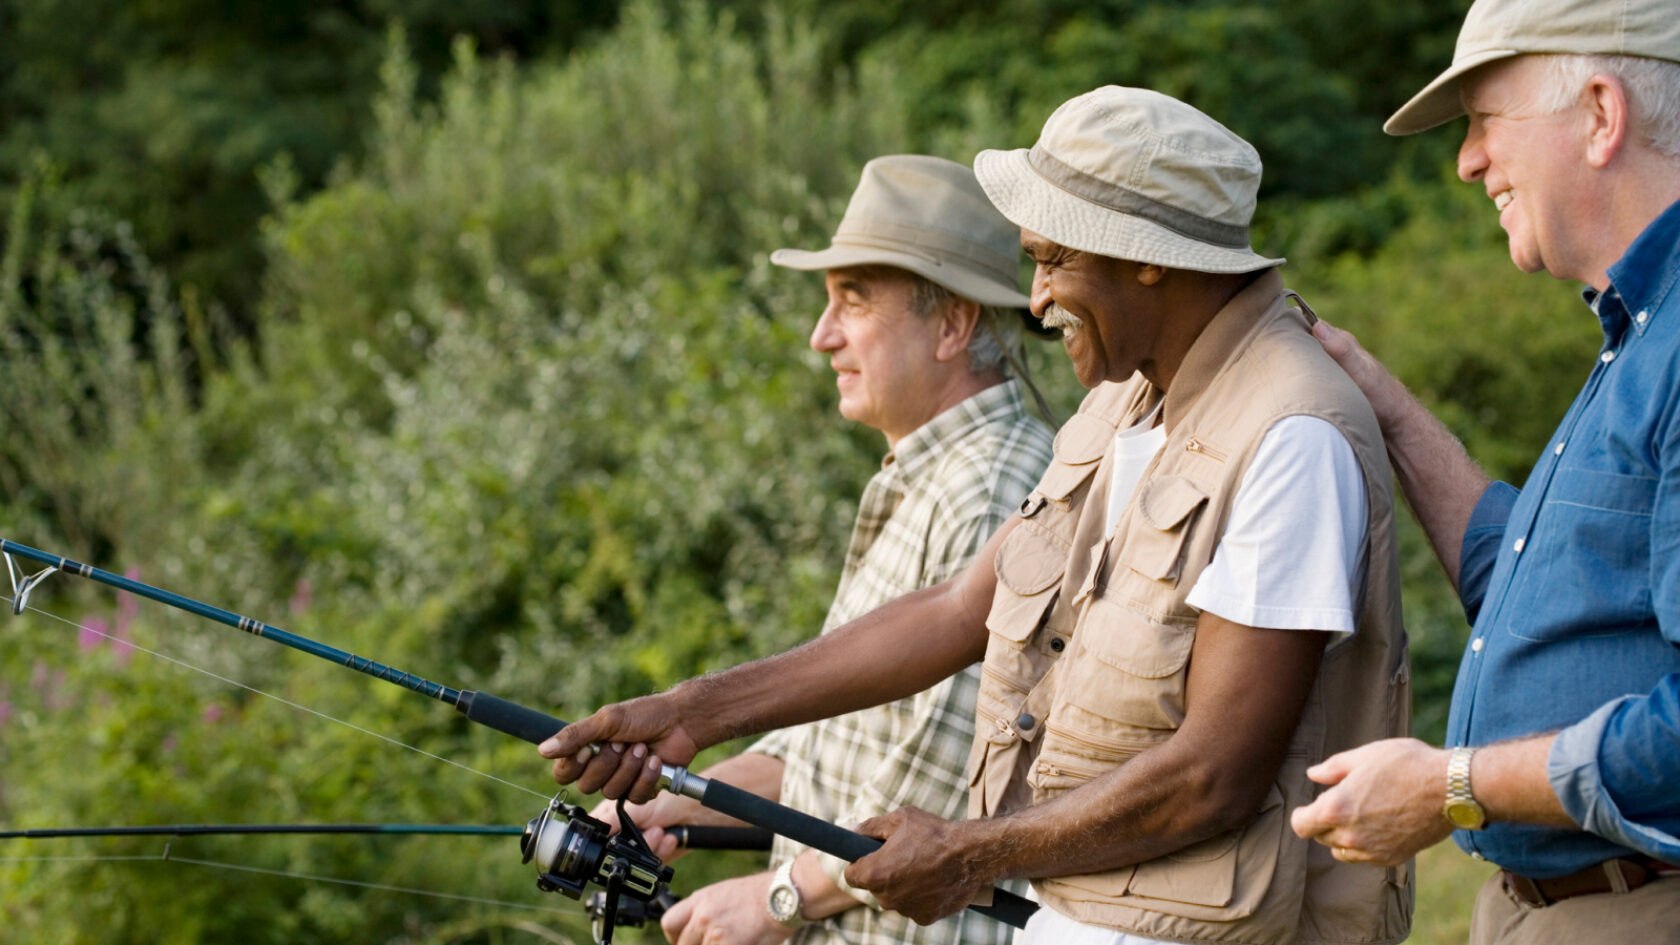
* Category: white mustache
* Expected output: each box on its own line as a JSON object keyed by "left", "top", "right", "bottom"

{"left": 1039, "top": 303, "right": 1081, "bottom": 335}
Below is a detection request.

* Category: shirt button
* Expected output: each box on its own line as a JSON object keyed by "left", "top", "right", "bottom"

{"left": 1636, "top": 310, "right": 1650, "bottom": 325}
{"left": 1471, "top": 638, "right": 1484, "bottom": 652}
{"left": 1601, "top": 350, "right": 1617, "bottom": 363}
{"left": 1471, "top": 852, "right": 1486, "bottom": 862}
{"left": 1049, "top": 637, "right": 1065, "bottom": 653}
{"left": 1554, "top": 441, "right": 1565, "bottom": 456}
{"left": 1016, "top": 713, "right": 1036, "bottom": 731}
{"left": 1513, "top": 537, "right": 1526, "bottom": 553}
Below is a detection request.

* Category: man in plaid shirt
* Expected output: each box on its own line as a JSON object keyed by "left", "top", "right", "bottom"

{"left": 596, "top": 154, "right": 1054, "bottom": 945}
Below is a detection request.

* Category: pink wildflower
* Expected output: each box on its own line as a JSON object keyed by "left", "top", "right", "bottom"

{"left": 289, "top": 578, "right": 313, "bottom": 615}
{"left": 79, "top": 616, "right": 110, "bottom": 652}
{"left": 202, "top": 703, "right": 224, "bottom": 725}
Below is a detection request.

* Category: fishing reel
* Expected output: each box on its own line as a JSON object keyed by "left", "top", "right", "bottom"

{"left": 522, "top": 794, "right": 674, "bottom": 945}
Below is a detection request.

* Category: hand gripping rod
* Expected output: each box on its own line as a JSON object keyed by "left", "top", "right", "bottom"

{"left": 1, "top": 538, "right": 1036, "bottom": 928}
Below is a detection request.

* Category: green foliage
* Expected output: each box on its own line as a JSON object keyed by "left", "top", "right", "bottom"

{"left": 0, "top": 0, "right": 1612, "bottom": 939}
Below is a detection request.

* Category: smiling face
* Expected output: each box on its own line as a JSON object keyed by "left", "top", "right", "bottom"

{"left": 1021, "top": 229, "right": 1162, "bottom": 389}
{"left": 809, "top": 266, "right": 957, "bottom": 445}
{"left": 1458, "top": 56, "right": 1595, "bottom": 281}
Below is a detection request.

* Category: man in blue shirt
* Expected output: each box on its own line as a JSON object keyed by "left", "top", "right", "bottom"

{"left": 1289, "top": 0, "right": 1680, "bottom": 941}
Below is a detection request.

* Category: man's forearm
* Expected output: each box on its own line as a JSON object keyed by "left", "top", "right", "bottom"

{"left": 1471, "top": 735, "right": 1573, "bottom": 828}
{"left": 1378, "top": 387, "right": 1491, "bottom": 589}
{"left": 677, "top": 579, "right": 989, "bottom": 746}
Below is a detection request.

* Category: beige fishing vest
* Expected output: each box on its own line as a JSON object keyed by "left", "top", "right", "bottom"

{"left": 968, "top": 271, "right": 1412, "bottom": 945}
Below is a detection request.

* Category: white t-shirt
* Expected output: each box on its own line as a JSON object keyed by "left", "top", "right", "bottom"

{"left": 1029, "top": 415, "right": 1368, "bottom": 945}
{"left": 1104, "top": 413, "right": 1367, "bottom": 637}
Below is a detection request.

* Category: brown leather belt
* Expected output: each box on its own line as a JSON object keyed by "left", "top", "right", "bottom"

{"left": 1502, "top": 855, "right": 1680, "bottom": 908}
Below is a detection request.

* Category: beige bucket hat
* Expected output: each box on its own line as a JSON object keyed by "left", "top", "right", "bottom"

{"left": 1387, "top": 0, "right": 1680, "bottom": 135}
{"left": 770, "top": 154, "right": 1031, "bottom": 309}
{"left": 973, "top": 86, "right": 1284, "bottom": 276}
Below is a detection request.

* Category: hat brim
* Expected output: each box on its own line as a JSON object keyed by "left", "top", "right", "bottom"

{"left": 769, "top": 243, "right": 1031, "bottom": 309}
{"left": 972, "top": 148, "right": 1284, "bottom": 276}
{"left": 1384, "top": 47, "right": 1519, "bottom": 136}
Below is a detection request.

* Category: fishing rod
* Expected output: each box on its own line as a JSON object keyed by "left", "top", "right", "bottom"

{"left": 2, "top": 537, "right": 1037, "bottom": 933}
{"left": 0, "top": 821, "right": 767, "bottom": 848}
{"left": 3, "top": 820, "right": 761, "bottom": 943}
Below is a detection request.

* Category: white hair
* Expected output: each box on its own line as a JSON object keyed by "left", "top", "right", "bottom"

{"left": 1532, "top": 53, "right": 1680, "bottom": 159}
{"left": 906, "top": 275, "right": 1022, "bottom": 376}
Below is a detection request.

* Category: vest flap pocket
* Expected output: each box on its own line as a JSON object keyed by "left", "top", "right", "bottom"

{"left": 1053, "top": 412, "right": 1114, "bottom": 466}
{"left": 1124, "top": 476, "right": 1208, "bottom": 583}
{"left": 1122, "top": 783, "right": 1286, "bottom": 918}
{"left": 993, "top": 521, "right": 1068, "bottom": 597}
{"left": 1136, "top": 475, "right": 1206, "bottom": 531}
{"left": 1082, "top": 598, "right": 1195, "bottom": 680}
{"left": 1030, "top": 413, "right": 1112, "bottom": 502}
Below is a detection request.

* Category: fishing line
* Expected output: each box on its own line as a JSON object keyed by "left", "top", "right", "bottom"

{"left": 2, "top": 594, "right": 547, "bottom": 801}
{"left": 0, "top": 852, "right": 571, "bottom": 914}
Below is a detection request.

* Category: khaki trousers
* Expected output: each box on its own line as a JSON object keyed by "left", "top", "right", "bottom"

{"left": 1470, "top": 869, "right": 1680, "bottom": 945}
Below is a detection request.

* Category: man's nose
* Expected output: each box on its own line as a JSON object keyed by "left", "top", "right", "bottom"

{"left": 1029, "top": 266, "right": 1053, "bottom": 323}
{"left": 1457, "top": 125, "right": 1489, "bottom": 183}
{"left": 810, "top": 303, "right": 843, "bottom": 352}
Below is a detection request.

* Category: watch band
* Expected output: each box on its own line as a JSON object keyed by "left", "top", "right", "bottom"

{"left": 767, "top": 858, "right": 808, "bottom": 928}
{"left": 1443, "top": 745, "right": 1487, "bottom": 830}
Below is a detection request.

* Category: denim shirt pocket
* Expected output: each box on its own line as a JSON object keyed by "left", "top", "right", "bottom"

{"left": 1508, "top": 467, "right": 1655, "bottom": 642}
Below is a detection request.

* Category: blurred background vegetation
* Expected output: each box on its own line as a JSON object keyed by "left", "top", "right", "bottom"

{"left": 0, "top": 0, "right": 1599, "bottom": 941}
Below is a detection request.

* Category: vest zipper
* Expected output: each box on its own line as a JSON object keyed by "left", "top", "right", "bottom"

{"left": 1184, "top": 437, "right": 1228, "bottom": 461}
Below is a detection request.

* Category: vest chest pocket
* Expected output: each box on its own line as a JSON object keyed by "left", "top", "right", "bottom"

{"left": 984, "top": 519, "right": 1068, "bottom": 683}
{"left": 1059, "top": 596, "right": 1196, "bottom": 737}
{"left": 1121, "top": 475, "right": 1208, "bottom": 583}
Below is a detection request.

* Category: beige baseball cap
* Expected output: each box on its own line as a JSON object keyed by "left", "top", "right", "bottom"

{"left": 972, "top": 86, "right": 1284, "bottom": 275}
{"left": 770, "top": 154, "right": 1031, "bottom": 309}
{"left": 1386, "top": 0, "right": 1680, "bottom": 135}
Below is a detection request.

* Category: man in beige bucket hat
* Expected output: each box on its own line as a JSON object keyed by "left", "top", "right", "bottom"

{"left": 542, "top": 88, "right": 1412, "bottom": 945}
{"left": 592, "top": 153, "right": 1052, "bottom": 945}
{"left": 1290, "top": 0, "right": 1680, "bottom": 940}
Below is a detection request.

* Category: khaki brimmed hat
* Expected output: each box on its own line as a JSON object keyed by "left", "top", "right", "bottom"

{"left": 1387, "top": 0, "right": 1680, "bottom": 135}
{"left": 973, "top": 86, "right": 1283, "bottom": 275}
{"left": 770, "top": 154, "right": 1031, "bottom": 309}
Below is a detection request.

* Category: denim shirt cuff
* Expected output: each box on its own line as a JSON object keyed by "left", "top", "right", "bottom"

{"left": 1459, "top": 481, "right": 1519, "bottom": 623}
{"left": 1549, "top": 697, "right": 1680, "bottom": 862}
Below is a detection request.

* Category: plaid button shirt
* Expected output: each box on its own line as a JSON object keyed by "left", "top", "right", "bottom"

{"left": 753, "top": 378, "right": 1053, "bottom": 945}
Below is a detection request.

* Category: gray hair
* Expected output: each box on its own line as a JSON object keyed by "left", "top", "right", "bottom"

{"left": 1532, "top": 54, "right": 1680, "bottom": 159}
{"left": 905, "top": 274, "right": 1023, "bottom": 376}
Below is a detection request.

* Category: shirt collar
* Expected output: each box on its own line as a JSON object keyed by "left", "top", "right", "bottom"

{"left": 883, "top": 378, "right": 1026, "bottom": 477}
{"left": 1594, "top": 196, "right": 1680, "bottom": 342}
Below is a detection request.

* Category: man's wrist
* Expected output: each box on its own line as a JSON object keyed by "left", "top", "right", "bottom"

{"left": 1442, "top": 745, "right": 1487, "bottom": 830}
{"left": 767, "top": 860, "right": 809, "bottom": 927}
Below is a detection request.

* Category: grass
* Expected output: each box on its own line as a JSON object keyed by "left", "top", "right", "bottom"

{"left": 1409, "top": 839, "right": 1498, "bottom": 943}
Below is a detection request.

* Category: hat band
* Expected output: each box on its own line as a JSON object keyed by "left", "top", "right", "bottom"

{"left": 1027, "top": 146, "right": 1250, "bottom": 249}
{"left": 833, "top": 217, "right": 1019, "bottom": 285}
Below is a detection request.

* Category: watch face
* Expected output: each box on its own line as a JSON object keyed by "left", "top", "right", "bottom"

{"left": 770, "top": 886, "right": 799, "bottom": 921}
{"left": 1445, "top": 800, "right": 1486, "bottom": 830}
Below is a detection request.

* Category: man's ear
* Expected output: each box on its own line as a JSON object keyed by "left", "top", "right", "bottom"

{"left": 1136, "top": 263, "right": 1167, "bottom": 287}
{"left": 1584, "top": 72, "right": 1631, "bottom": 169}
{"left": 935, "top": 296, "right": 982, "bottom": 362}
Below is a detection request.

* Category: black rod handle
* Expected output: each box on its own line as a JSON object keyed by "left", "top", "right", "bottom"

{"left": 670, "top": 825, "right": 774, "bottom": 851}
{"left": 455, "top": 690, "right": 567, "bottom": 745}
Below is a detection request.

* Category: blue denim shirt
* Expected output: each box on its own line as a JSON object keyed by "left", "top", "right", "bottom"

{"left": 1452, "top": 197, "right": 1680, "bottom": 877}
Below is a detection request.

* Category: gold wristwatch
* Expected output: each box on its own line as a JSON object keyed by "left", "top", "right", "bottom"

{"left": 766, "top": 859, "right": 808, "bottom": 928}
{"left": 1442, "top": 745, "right": 1486, "bottom": 830}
